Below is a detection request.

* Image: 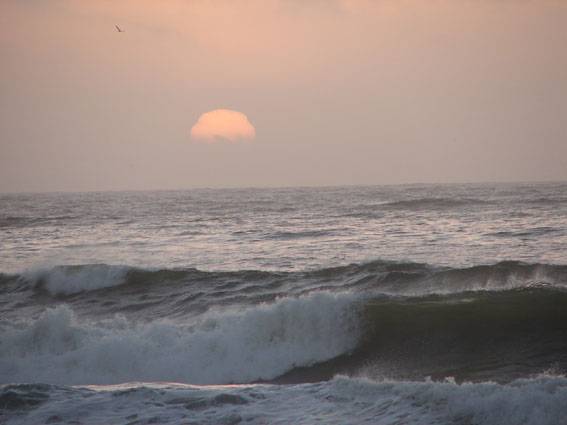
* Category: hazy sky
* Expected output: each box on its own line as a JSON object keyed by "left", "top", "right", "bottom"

{"left": 1, "top": 0, "right": 566, "bottom": 192}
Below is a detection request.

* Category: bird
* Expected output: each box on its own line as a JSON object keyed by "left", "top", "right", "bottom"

{"left": 115, "top": 25, "right": 124, "bottom": 33}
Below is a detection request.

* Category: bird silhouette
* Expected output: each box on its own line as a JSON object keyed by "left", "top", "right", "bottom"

{"left": 115, "top": 25, "right": 124, "bottom": 33}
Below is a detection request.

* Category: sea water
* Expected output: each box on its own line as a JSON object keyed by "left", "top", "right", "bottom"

{"left": 1, "top": 182, "right": 567, "bottom": 424}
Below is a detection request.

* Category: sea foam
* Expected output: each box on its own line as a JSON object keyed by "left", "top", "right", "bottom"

{"left": 0, "top": 292, "right": 360, "bottom": 385}
{"left": 3, "top": 376, "right": 567, "bottom": 425}
{"left": 24, "top": 264, "right": 130, "bottom": 295}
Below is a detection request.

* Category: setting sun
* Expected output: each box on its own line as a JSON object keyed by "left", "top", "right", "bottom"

{"left": 190, "top": 109, "right": 256, "bottom": 143}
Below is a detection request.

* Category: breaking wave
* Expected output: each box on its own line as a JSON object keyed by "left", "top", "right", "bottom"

{"left": 2, "top": 260, "right": 567, "bottom": 388}
{"left": 0, "top": 292, "right": 360, "bottom": 385}
{"left": 3, "top": 285, "right": 567, "bottom": 386}
{"left": 23, "top": 264, "right": 131, "bottom": 295}
{"left": 3, "top": 259, "right": 566, "bottom": 297}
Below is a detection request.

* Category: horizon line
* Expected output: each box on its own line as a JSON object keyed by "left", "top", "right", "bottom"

{"left": 1, "top": 178, "right": 566, "bottom": 196}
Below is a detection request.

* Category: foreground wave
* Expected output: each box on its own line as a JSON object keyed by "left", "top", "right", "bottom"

{"left": 2, "top": 286, "right": 567, "bottom": 386}
{"left": 0, "top": 293, "right": 360, "bottom": 385}
{"left": 2, "top": 375, "right": 567, "bottom": 425}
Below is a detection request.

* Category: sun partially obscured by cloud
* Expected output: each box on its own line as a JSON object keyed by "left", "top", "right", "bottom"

{"left": 190, "top": 109, "right": 256, "bottom": 143}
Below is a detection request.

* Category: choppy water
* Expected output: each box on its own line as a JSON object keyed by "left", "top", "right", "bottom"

{"left": 1, "top": 182, "right": 567, "bottom": 424}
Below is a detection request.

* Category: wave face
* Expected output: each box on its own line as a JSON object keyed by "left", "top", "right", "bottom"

{"left": 277, "top": 287, "right": 567, "bottom": 384}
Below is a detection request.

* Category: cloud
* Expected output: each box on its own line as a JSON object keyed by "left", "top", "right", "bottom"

{"left": 190, "top": 109, "right": 256, "bottom": 143}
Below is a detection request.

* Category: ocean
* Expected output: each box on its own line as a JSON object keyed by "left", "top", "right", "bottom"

{"left": 1, "top": 182, "right": 567, "bottom": 424}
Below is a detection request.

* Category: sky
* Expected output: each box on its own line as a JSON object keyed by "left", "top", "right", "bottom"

{"left": 1, "top": 0, "right": 566, "bottom": 192}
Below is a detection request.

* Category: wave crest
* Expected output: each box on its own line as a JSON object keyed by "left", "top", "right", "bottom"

{"left": 26, "top": 264, "right": 130, "bottom": 295}
{"left": 6, "top": 260, "right": 567, "bottom": 299}
{"left": 0, "top": 292, "right": 360, "bottom": 385}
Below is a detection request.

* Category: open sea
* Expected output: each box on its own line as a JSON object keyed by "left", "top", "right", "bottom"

{"left": 1, "top": 182, "right": 567, "bottom": 424}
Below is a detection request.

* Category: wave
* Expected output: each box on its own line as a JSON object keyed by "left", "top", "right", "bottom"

{"left": 3, "top": 376, "right": 567, "bottom": 425}
{"left": 0, "top": 292, "right": 360, "bottom": 385}
{"left": 3, "top": 286, "right": 567, "bottom": 387}
{"left": 0, "top": 215, "right": 77, "bottom": 229}
{"left": 486, "top": 226, "right": 564, "bottom": 238}
{"left": 524, "top": 196, "right": 567, "bottom": 205}
{"left": 327, "top": 375, "right": 567, "bottom": 425}
{"left": 381, "top": 197, "right": 490, "bottom": 210}
{"left": 276, "top": 287, "right": 567, "bottom": 384}
{"left": 268, "top": 229, "right": 338, "bottom": 240}
{"left": 4, "top": 259, "right": 566, "bottom": 298}
{"left": 23, "top": 264, "right": 131, "bottom": 295}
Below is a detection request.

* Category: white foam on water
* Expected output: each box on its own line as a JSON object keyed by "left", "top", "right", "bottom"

{"left": 0, "top": 292, "right": 360, "bottom": 385}
{"left": 4, "top": 375, "right": 567, "bottom": 425}
{"left": 23, "top": 265, "right": 130, "bottom": 295}
{"left": 326, "top": 375, "right": 567, "bottom": 425}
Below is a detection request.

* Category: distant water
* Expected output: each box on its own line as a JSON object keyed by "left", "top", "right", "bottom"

{"left": 1, "top": 182, "right": 567, "bottom": 424}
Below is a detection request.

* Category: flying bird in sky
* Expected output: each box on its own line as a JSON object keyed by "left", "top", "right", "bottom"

{"left": 115, "top": 25, "right": 124, "bottom": 33}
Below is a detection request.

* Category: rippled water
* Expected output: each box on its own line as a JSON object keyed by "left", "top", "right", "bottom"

{"left": 1, "top": 182, "right": 566, "bottom": 273}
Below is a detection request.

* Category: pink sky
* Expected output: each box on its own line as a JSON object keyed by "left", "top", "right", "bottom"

{"left": 1, "top": 0, "right": 566, "bottom": 191}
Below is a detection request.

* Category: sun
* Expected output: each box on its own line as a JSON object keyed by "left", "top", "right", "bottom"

{"left": 190, "top": 109, "right": 256, "bottom": 143}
